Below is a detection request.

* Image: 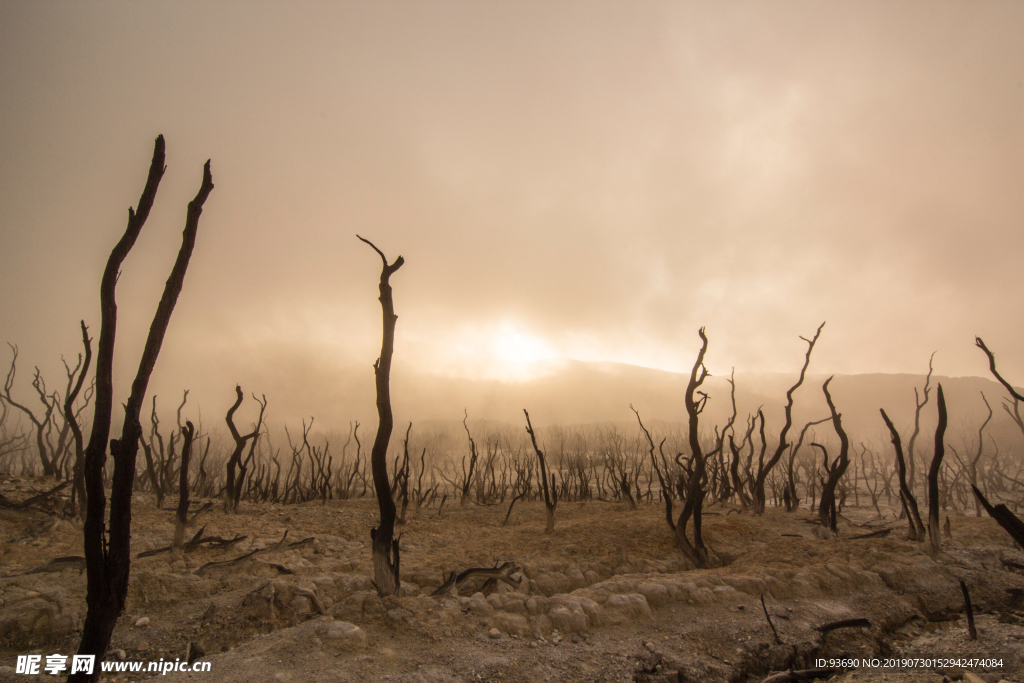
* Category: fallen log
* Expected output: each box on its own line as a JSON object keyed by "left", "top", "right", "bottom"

{"left": 0, "top": 481, "right": 71, "bottom": 510}
{"left": 194, "top": 531, "right": 290, "bottom": 574}
{"left": 816, "top": 618, "right": 871, "bottom": 634}
{"left": 137, "top": 526, "right": 248, "bottom": 558}
{"left": 431, "top": 561, "right": 520, "bottom": 596}
{"left": 847, "top": 528, "right": 892, "bottom": 540}
{"left": 7, "top": 555, "right": 86, "bottom": 577}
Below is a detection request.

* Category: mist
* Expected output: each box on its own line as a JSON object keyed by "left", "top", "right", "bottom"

{"left": 1, "top": 1, "right": 1022, "bottom": 433}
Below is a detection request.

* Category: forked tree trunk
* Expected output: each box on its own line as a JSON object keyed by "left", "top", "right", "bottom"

{"left": 223, "top": 386, "right": 265, "bottom": 512}
{"left": 65, "top": 321, "right": 92, "bottom": 518}
{"left": 359, "top": 235, "right": 404, "bottom": 597}
{"left": 72, "top": 137, "right": 212, "bottom": 682}
{"left": 817, "top": 377, "right": 850, "bottom": 533}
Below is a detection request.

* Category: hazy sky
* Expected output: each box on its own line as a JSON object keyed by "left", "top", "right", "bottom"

{"left": 1, "top": 1, "right": 1022, "bottom": 426}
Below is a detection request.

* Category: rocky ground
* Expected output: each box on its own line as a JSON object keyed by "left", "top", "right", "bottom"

{"left": 1, "top": 473, "right": 1022, "bottom": 683}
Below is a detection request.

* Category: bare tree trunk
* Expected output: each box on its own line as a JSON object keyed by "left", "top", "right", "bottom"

{"left": 359, "top": 236, "right": 404, "bottom": 597}
{"left": 675, "top": 328, "right": 711, "bottom": 567}
{"left": 880, "top": 409, "right": 926, "bottom": 541}
{"left": 907, "top": 354, "right": 936, "bottom": 503}
{"left": 927, "top": 384, "right": 948, "bottom": 553}
{"left": 524, "top": 410, "right": 557, "bottom": 533}
{"left": 173, "top": 421, "right": 195, "bottom": 548}
{"left": 72, "top": 137, "right": 212, "bottom": 682}
{"left": 397, "top": 423, "right": 412, "bottom": 524}
{"left": 223, "top": 387, "right": 265, "bottom": 511}
{"left": 65, "top": 322, "right": 92, "bottom": 517}
{"left": 818, "top": 377, "right": 850, "bottom": 533}
{"left": 753, "top": 322, "right": 824, "bottom": 513}
{"left": 460, "top": 410, "right": 478, "bottom": 506}
{"left": 970, "top": 393, "right": 992, "bottom": 517}
{"left": 2, "top": 347, "right": 58, "bottom": 477}
{"left": 786, "top": 417, "right": 830, "bottom": 512}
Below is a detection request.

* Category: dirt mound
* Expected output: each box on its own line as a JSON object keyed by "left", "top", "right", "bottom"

{"left": 2, "top": 478, "right": 1022, "bottom": 683}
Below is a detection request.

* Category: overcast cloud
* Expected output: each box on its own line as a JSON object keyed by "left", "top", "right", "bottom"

{"left": 1, "top": 1, "right": 1021, "bottom": 426}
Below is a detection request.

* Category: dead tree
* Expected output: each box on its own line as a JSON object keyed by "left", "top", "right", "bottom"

{"left": 880, "top": 408, "right": 926, "bottom": 541}
{"left": 173, "top": 421, "right": 195, "bottom": 548}
{"left": 524, "top": 409, "right": 557, "bottom": 533}
{"left": 966, "top": 393, "right": 992, "bottom": 516}
{"left": 927, "top": 384, "right": 948, "bottom": 552}
{"left": 730, "top": 415, "right": 756, "bottom": 511}
{"left": 633, "top": 405, "right": 678, "bottom": 536}
{"left": 3, "top": 346, "right": 59, "bottom": 477}
{"left": 223, "top": 386, "right": 266, "bottom": 511}
{"left": 359, "top": 235, "right": 404, "bottom": 597}
{"left": 907, "top": 353, "right": 936, "bottom": 498}
{"left": 73, "top": 135, "right": 213, "bottom": 682}
{"left": 140, "top": 397, "right": 167, "bottom": 508}
{"left": 975, "top": 337, "right": 1024, "bottom": 440}
{"left": 460, "top": 409, "right": 479, "bottom": 506}
{"left": 234, "top": 395, "right": 267, "bottom": 509}
{"left": 675, "top": 328, "right": 712, "bottom": 567}
{"left": 396, "top": 422, "right": 412, "bottom": 523}
{"left": 64, "top": 322, "right": 93, "bottom": 516}
{"left": 50, "top": 346, "right": 94, "bottom": 483}
{"left": 785, "top": 416, "right": 830, "bottom": 512}
{"left": 818, "top": 377, "right": 850, "bottom": 533}
{"left": 752, "top": 322, "right": 824, "bottom": 514}
{"left": 0, "top": 396, "right": 30, "bottom": 473}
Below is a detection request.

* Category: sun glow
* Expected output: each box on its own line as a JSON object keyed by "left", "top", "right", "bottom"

{"left": 493, "top": 326, "right": 554, "bottom": 364}
{"left": 480, "top": 324, "right": 559, "bottom": 381}
{"left": 401, "top": 319, "right": 566, "bottom": 382}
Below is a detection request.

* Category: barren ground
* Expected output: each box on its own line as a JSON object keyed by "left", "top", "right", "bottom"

{"left": 1, "top": 474, "right": 1022, "bottom": 683}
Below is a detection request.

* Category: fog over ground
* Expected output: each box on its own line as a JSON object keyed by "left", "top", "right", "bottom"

{"left": 1, "top": 2, "right": 1021, "bottom": 431}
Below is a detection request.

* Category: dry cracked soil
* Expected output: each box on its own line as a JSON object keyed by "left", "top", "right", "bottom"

{"left": 1, "top": 474, "right": 1023, "bottom": 683}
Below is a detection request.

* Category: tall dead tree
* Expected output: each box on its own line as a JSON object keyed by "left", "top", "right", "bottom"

{"left": 675, "top": 327, "right": 712, "bottom": 567}
{"left": 359, "top": 235, "right": 404, "bottom": 597}
{"left": 72, "top": 135, "right": 213, "bottom": 682}
{"left": 927, "top": 384, "right": 948, "bottom": 553}
{"left": 818, "top": 377, "right": 850, "bottom": 533}
{"left": 880, "top": 408, "right": 925, "bottom": 541}
{"left": 752, "top": 322, "right": 824, "bottom": 514}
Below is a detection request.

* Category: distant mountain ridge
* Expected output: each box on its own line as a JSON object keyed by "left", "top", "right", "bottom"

{"left": 186, "top": 348, "right": 1023, "bottom": 450}
{"left": 391, "top": 360, "right": 1023, "bottom": 447}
